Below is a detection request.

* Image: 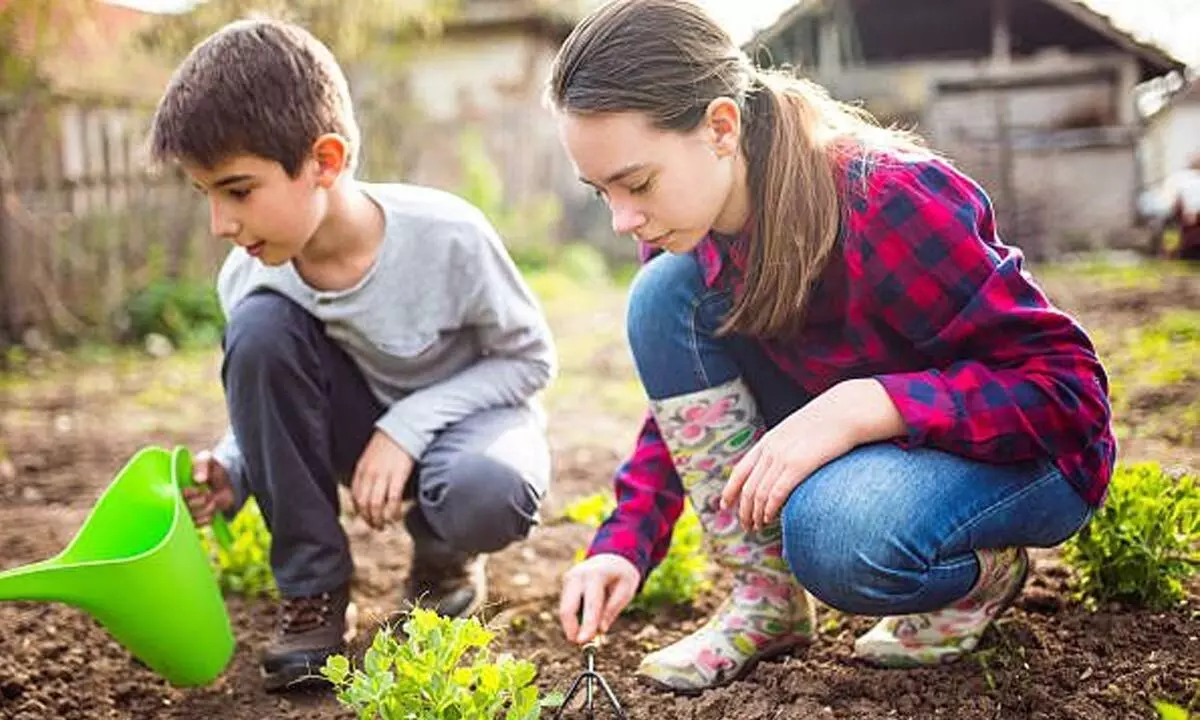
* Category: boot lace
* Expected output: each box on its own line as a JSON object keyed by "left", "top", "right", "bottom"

{"left": 280, "top": 593, "right": 333, "bottom": 634}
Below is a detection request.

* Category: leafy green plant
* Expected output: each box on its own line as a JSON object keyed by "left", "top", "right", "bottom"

{"left": 561, "top": 492, "right": 712, "bottom": 611}
{"left": 199, "top": 499, "right": 278, "bottom": 599}
{"left": 456, "top": 129, "right": 563, "bottom": 272}
{"left": 1154, "top": 700, "right": 1191, "bottom": 720}
{"left": 1063, "top": 463, "right": 1199, "bottom": 610}
{"left": 629, "top": 504, "right": 711, "bottom": 612}
{"left": 561, "top": 491, "right": 615, "bottom": 528}
{"left": 321, "top": 608, "right": 561, "bottom": 719}
{"left": 124, "top": 280, "right": 225, "bottom": 349}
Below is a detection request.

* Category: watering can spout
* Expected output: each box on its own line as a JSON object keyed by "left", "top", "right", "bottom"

{"left": 0, "top": 446, "right": 236, "bottom": 687}
{"left": 0, "top": 560, "right": 77, "bottom": 604}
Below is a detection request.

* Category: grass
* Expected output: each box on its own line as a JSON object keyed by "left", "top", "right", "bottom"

{"left": 1095, "top": 309, "right": 1200, "bottom": 447}
{"left": 0, "top": 345, "right": 222, "bottom": 438}
{"left": 1036, "top": 257, "right": 1197, "bottom": 291}
{"left": 1039, "top": 258, "right": 1200, "bottom": 449}
{"left": 525, "top": 265, "right": 646, "bottom": 427}
{"left": 0, "top": 259, "right": 646, "bottom": 444}
{"left": 3, "top": 253, "right": 1195, "bottom": 453}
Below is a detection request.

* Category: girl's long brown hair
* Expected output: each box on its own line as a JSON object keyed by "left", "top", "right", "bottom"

{"left": 550, "top": 0, "right": 926, "bottom": 338}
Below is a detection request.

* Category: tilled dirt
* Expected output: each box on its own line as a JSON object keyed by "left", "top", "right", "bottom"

{"left": 1, "top": 264, "right": 1198, "bottom": 719}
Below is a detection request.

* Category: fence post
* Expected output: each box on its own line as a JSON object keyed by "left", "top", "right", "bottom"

{"left": 0, "top": 173, "right": 13, "bottom": 347}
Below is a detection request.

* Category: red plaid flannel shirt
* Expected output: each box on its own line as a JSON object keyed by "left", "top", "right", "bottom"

{"left": 588, "top": 153, "right": 1115, "bottom": 579}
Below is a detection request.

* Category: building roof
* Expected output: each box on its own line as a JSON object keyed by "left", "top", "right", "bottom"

{"left": 442, "top": 0, "right": 583, "bottom": 42}
{"left": 748, "top": 0, "right": 1185, "bottom": 82}
{"left": 1039, "top": 0, "right": 1183, "bottom": 77}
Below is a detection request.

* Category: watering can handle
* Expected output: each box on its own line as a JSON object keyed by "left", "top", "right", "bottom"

{"left": 173, "top": 447, "right": 235, "bottom": 551}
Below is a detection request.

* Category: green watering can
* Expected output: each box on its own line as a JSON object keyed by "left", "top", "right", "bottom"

{"left": 0, "top": 445, "right": 236, "bottom": 687}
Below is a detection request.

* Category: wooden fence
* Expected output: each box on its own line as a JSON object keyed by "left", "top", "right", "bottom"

{"left": 0, "top": 97, "right": 216, "bottom": 346}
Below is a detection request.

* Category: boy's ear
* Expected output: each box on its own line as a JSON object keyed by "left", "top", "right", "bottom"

{"left": 312, "top": 133, "right": 350, "bottom": 187}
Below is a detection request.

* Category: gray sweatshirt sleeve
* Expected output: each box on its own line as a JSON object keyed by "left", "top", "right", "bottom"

{"left": 373, "top": 225, "right": 557, "bottom": 458}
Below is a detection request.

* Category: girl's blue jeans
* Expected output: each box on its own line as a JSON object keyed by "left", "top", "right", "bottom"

{"left": 626, "top": 252, "right": 1093, "bottom": 615}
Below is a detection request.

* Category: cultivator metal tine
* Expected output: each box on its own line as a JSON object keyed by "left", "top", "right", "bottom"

{"left": 553, "top": 641, "right": 626, "bottom": 719}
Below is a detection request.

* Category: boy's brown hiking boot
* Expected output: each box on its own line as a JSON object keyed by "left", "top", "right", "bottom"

{"left": 402, "top": 507, "right": 487, "bottom": 618}
{"left": 261, "top": 583, "right": 350, "bottom": 692}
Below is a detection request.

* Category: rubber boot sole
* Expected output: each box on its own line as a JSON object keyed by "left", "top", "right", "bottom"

{"left": 638, "top": 634, "right": 813, "bottom": 696}
{"left": 857, "top": 549, "right": 1032, "bottom": 669}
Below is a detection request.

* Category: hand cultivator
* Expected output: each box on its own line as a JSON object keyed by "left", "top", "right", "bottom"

{"left": 554, "top": 640, "right": 627, "bottom": 719}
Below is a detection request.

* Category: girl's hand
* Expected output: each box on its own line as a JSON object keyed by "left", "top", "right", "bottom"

{"left": 559, "top": 553, "right": 641, "bottom": 644}
{"left": 721, "top": 379, "right": 906, "bottom": 532}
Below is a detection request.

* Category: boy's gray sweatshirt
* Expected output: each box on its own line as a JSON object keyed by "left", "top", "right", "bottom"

{"left": 211, "top": 182, "right": 557, "bottom": 510}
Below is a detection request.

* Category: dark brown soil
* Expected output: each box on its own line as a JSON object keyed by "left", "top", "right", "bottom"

{"left": 1, "top": 263, "right": 1198, "bottom": 720}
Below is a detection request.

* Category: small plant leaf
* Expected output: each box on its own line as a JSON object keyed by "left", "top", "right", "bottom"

{"left": 1154, "top": 700, "right": 1190, "bottom": 720}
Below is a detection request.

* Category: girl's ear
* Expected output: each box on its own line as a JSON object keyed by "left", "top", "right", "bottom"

{"left": 705, "top": 97, "right": 742, "bottom": 158}
{"left": 311, "top": 133, "right": 350, "bottom": 188}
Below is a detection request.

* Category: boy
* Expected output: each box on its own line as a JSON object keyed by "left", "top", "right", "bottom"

{"left": 150, "top": 18, "right": 557, "bottom": 692}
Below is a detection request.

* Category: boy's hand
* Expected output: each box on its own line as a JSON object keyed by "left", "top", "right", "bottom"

{"left": 352, "top": 431, "right": 414, "bottom": 530}
{"left": 559, "top": 553, "right": 640, "bottom": 645}
{"left": 182, "top": 450, "right": 236, "bottom": 526}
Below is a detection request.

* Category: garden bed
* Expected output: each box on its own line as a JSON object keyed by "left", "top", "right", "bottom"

{"left": 1, "top": 258, "right": 1197, "bottom": 719}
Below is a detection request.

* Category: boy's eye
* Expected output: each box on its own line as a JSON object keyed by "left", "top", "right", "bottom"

{"left": 228, "top": 188, "right": 251, "bottom": 200}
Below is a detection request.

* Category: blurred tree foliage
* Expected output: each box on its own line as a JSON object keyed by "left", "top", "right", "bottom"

{"left": 136, "top": 0, "right": 460, "bottom": 181}
{"left": 136, "top": 0, "right": 457, "bottom": 66}
{"left": 0, "top": 0, "right": 91, "bottom": 98}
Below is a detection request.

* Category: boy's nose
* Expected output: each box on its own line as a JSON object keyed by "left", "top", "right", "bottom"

{"left": 209, "top": 204, "right": 239, "bottom": 239}
{"left": 610, "top": 201, "right": 647, "bottom": 236}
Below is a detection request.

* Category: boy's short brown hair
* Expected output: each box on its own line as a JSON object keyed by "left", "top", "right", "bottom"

{"left": 149, "top": 18, "right": 359, "bottom": 176}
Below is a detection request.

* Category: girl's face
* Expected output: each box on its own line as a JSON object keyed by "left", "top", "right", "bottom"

{"left": 557, "top": 103, "right": 746, "bottom": 255}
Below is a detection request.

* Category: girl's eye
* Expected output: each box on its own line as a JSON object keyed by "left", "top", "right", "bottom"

{"left": 630, "top": 181, "right": 652, "bottom": 195}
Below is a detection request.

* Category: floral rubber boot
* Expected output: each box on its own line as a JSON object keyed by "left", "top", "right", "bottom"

{"left": 853, "top": 547, "right": 1030, "bottom": 668}
{"left": 636, "top": 378, "right": 816, "bottom": 694}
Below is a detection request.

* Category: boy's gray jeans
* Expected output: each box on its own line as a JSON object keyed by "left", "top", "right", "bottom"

{"left": 221, "top": 291, "right": 549, "bottom": 598}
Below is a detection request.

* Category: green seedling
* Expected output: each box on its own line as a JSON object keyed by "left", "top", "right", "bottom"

{"left": 1154, "top": 681, "right": 1200, "bottom": 719}
{"left": 561, "top": 492, "right": 616, "bottom": 528}
{"left": 1154, "top": 700, "right": 1191, "bottom": 720}
{"left": 1063, "top": 463, "right": 1199, "bottom": 610}
{"left": 562, "top": 492, "right": 711, "bottom": 612}
{"left": 628, "top": 504, "right": 710, "bottom": 613}
{"left": 322, "top": 608, "right": 562, "bottom": 720}
{"left": 199, "top": 498, "right": 277, "bottom": 599}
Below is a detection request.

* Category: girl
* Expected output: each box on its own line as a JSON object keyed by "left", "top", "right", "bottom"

{"left": 550, "top": 0, "right": 1113, "bottom": 694}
